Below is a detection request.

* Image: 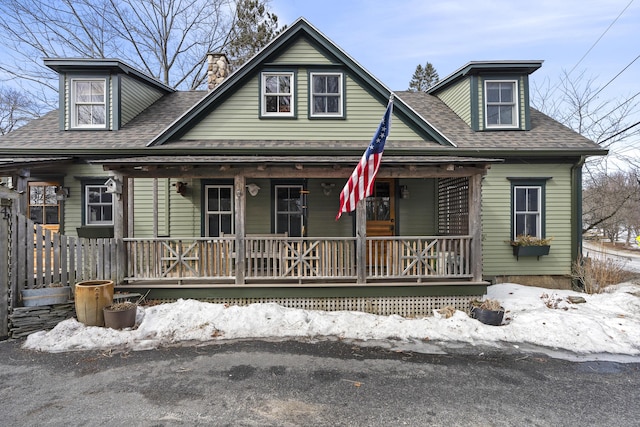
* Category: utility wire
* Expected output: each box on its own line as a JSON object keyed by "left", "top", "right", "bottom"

{"left": 584, "top": 54, "right": 640, "bottom": 106}
{"left": 566, "top": 0, "right": 635, "bottom": 77}
{"left": 599, "top": 119, "right": 640, "bottom": 145}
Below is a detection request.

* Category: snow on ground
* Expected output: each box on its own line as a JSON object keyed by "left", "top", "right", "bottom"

{"left": 22, "top": 282, "right": 640, "bottom": 363}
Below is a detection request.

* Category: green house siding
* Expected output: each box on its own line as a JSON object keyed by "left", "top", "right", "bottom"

{"left": 398, "top": 179, "right": 437, "bottom": 235}
{"left": 435, "top": 79, "right": 471, "bottom": 126}
{"left": 120, "top": 75, "right": 164, "bottom": 126}
{"left": 181, "top": 36, "right": 423, "bottom": 142}
{"left": 481, "top": 163, "right": 573, "bottom": 277}
{"left": 306, "top": 179, "right": 352, "bottom": 237}
{"left": 271, "top": 38, "right": 333, "bottom": 64}
{"left": 61, "top": 164, "right": 112, "bottom": 236}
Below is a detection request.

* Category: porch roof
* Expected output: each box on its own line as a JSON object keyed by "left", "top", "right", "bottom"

{"left": 92, "top": 155, "right": 503, "bottom": 167}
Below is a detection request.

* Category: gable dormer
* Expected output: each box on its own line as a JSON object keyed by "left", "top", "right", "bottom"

{"left": 427, "top": 61, "right": 542, "bottom": 131}
{"left": 44, "top": 58, "right": 174, "bottom": 131}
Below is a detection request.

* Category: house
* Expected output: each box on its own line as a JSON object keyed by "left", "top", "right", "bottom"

{"left": 0, "top": 18, "right": 606, "bottom": 316}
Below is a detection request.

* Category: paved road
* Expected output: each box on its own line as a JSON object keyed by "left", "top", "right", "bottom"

{"left": 1, "top": 338, "right": 639, "bottom": 426}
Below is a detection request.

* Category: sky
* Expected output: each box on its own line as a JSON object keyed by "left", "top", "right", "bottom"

{"left": 22, "top": 282, "right": 640, "bottom": 363}
{"left": 270, "top": 0, "right": 640, "bottom": 167}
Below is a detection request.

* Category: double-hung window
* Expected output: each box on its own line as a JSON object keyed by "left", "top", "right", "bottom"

{"left": 485, "top": 80, "right": 517, "bottom": 128}
{"left": 262, "top": 72, "right": 294, "bottom": 116}
{"left": 85, "top": 185, "right": 113, "bottom": 225}
{"left": 205, "top": 185, "right": 234, "bottom": 237}
{"left": 513, "top": 185, "right": 541, "bottom": 238}
{"left": 275, "top": 185, "right": 304, "bottom": 237}
{"left": 71, "top": 79, "right": 106, "bottom": 128}
{"left": 310, "top": 72, "right": 343, "bottom": 117}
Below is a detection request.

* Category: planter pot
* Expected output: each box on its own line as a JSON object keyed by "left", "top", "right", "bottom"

{"left": 74, "top": 280, "right": 114, "bottom": 327}
{"left": 21, "top": 286, "right": 71, "bottom": 307}
{"left": 470, "top": 306, "right": 504, "bottom": 326}
{"left": 103, "top": 304, "right": 137, "bottom": 330}
{"left": 512, "top": 245, "right": 550, "bottom": 260}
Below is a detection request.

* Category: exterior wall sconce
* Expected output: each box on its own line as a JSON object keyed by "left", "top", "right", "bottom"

{"left": 321, "top": 182, "right": 335, "bottom": 196}
{"left": 55, "top": 186, "right": 70, "bottom": 201}
{"left": 173, "top": 181, "right": 188, "bottom": 196}
{"left": 246, "top": 183, "right": 261, "bottom": 196}
{"left": 400, "top": 185, "right": 410, "bottom": 199}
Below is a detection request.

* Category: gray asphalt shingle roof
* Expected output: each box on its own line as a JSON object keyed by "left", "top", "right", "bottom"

{"left": 0, "top": 88, "right": 604, "bottom": 157}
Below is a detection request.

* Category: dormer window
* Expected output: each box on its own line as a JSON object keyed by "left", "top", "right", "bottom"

{"left": 485, "top": 80, "right": 518, "bottom": 128}
{"left": 71, "top": 79, "right": 106, "bottom": 128}
{"left": 261, "top": 72, "right": 295, "bottom": 117}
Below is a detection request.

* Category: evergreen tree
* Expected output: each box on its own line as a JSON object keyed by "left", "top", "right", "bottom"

{"left": 408, "top": 62, "right": 439, "bottom": 92}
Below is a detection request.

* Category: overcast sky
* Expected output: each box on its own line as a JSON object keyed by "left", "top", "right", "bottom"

{"left": 271, "top": 0, "right": 640, "bottom": 164}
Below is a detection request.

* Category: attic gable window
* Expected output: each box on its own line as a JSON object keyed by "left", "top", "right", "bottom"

{"left": 485, "top": 80, "right": 518, "bottom": 128}
{"left": 71, "top": 79, "right": 106, "bottom": 128}
{"left": 261, "top": 72, "right": 294, "bottom": 117}
{"left": 310, "top": 72, "right": 343, "bottom": 117}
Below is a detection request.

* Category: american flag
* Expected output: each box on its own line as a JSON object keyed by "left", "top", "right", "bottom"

{"left": 336, "top": 97, "right": 393, "bottom": 220}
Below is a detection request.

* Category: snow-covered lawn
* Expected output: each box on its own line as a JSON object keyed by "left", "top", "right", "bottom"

{"left": 23, "top": 282, "right": 640, "bottom": 362}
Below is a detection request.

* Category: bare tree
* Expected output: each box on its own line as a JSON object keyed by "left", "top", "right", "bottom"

{"left": 0, "top": 0, "right": 282, "bottom": 109}
{"left": 0, "top": 87, "right": 39, "bottom": 135}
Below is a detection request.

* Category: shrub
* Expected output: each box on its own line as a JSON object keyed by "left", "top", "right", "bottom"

{"left": 572, "top": 254, "right": 634, "bottom": 294}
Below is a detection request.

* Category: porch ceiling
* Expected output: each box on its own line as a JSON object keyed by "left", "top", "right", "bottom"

{"left": 92, "top": 155, "right": 503, "bottom": 178}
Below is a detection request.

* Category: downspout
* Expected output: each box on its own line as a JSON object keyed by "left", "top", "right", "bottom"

{"left": 571, "top": 156, "right": 586, "bottom": 288}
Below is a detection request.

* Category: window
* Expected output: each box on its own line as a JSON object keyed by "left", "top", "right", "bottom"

{"left": 485, "top": 80, "right": 517, "bottom": 128}
{"left": 310, "top": 72, "right": 343, "bottom": 117}
{"left": 261, "top": 72, "right": 294, "bottom": 116}
{"left": 85, "top": 185, "right": 113, "bottom": 225}
{"left": 72, "top": 79, "right": 106, "bottom": 128}
{"left": 205, "top": 185, "right": 234, "bottom": 237}
{"left": 275, "top": 185, "right": 304, "bottom": 236}
{"left": 513, "top": 186, "right": 541, "bottom": 238}
{"left": 28, "top": 182, "right": 60, "bottom": 227}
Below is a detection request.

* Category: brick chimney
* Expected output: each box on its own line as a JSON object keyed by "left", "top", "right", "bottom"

{"left": 207, "top": 53, "right": 229, "bottom": 91}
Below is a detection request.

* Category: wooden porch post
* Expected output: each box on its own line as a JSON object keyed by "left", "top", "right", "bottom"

{"left": 356, "top": 199, "right": 367, "bottom": 284}
{"left": 234, "top": 175, "right": 246, "bottom": 285}
{"left": 469, "top": 173, "right": 483, "bottom": 282}
{"left": 112, "top": 172, "right": 126, "bottom": 284}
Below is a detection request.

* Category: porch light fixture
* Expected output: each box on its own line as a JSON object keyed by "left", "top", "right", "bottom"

{"left": 400, "top": 185, "right": 410, "bottom": 199}
{"left": 246, "top": 183, "right": 260, "bottom": 196}
{"left": 321, "top": 182, "right": 335, "bottom": 196}
{"left": 55, "top": 186, "right": 69, "bottom": 201}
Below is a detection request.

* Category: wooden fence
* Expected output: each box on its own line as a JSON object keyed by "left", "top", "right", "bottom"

{"left": 2, "top": 210, "right": 119, "bottom": 309}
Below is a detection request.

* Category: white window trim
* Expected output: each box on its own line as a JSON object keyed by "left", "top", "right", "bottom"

{"left": 261, "top": 72, "right": 295, "bottom": 117}
{"left": 204, "top": 184, "right": 234, "bottom": 237}
{"left": 309, "top": 72, "right": 343, "bottom": 117}
{"left": 71, "top": 78, "right": 107, "bottom": 129}
{"left": 513, "top": 185, "right": 541, "bottom": 238}
{"left": 485, "top": 79, "right": 519, "bottom": 129}
{"left": 85, "top": 185, "right": 114, "bottom": 226}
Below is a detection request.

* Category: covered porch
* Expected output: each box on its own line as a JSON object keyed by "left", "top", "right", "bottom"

{"left": 99, "top": 155, "right": 496, "bottom": 290}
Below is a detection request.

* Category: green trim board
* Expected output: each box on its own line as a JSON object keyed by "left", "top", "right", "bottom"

{"left": 119, "top": 283, "right": 489, "bottom": 300}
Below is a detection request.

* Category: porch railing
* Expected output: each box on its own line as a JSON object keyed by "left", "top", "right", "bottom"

{"left": 124, "top": 235, "right": 472, "bottom": 283}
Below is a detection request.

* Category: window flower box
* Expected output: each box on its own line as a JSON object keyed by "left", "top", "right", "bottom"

{"left": 509, "top": 235, "right": 552, "bottom": 260}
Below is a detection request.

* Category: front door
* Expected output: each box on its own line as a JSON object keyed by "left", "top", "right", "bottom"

{"left": 366, "top": 179, "right": 395, "bottom": 266}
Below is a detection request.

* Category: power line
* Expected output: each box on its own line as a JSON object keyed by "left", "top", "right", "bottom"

{"left": 566, "top": 0, "right": 635, "bottom": 77}
{"left": 599, "top": 119, "right": 640, "bottom": 145}
{"left": 584, "top": 53, "right": 640, "bottom": 105}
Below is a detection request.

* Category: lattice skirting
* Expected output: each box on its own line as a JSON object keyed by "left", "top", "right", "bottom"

{"left": 198, "top": 295, "right": 481, "bottom": 317}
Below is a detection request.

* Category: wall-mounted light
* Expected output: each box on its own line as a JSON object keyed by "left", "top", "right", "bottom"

{"left": 320, "top": 182, "right": 335, "bottom": 196}
{"left": 173, "top": 181, "right": 188, "bottom": 196}
{"left": 55, "top": 186, "right": 70, "bottom": 201}
{"left": 400, "top": 185, "right": 410, "bottom": 199}
{"left": 246, "top": 183, "right": 260, "bottom": 196}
